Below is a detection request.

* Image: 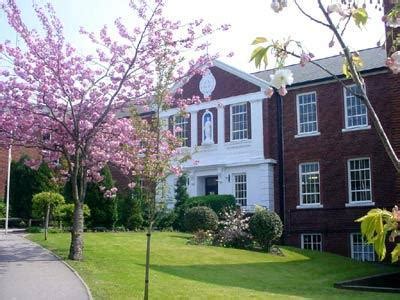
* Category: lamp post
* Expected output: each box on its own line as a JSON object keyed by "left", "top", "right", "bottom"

{"left": 5, "top": 144, "right": 11, "bottom": 235}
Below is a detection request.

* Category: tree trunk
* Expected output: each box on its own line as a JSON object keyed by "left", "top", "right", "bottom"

{"left": 68, "top": 200, "right": 84, "bottom": 260}
{"left": 143, "top": 221, "right": 153, "bottom": 300}
{"left": 44, "top": 204, "right": 50, "bottom": 241}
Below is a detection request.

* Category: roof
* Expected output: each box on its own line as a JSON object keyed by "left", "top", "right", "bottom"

{"left": 252, "top": 47, "right": 387, "bottom": 86}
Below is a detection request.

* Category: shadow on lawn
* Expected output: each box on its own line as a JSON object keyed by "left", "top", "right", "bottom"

{"left": 147, "top": 248, "right": 395, "bottom": 299}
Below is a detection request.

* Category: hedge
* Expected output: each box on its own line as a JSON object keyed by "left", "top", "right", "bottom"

{"left": 185, "top": 194, "right": 236, "bottom": 215}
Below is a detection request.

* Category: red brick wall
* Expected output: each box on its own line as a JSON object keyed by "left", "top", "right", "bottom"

{"left": 180, "top": 66, "right": 260, "bottom": 101}
{"left": 0, "top": 146, "right": 40, "bottom": 197}
{"left": 279, "top": 71, "right": 400, "bottom": 255}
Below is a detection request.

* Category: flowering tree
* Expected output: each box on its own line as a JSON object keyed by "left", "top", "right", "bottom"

{"left": 0, "top": 0, "right": 227, "bottom": 261}
{"left": 129, "top": 54, "right": 206, "bottom": 299}
{"left": 250, "top": 0, "right": 400, "bottom": 262}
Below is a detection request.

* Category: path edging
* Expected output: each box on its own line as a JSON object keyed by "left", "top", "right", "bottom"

{"left": 23, "top": 234, "right": 93, "bottom": 300}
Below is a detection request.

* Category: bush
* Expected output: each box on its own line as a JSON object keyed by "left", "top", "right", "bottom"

{"left": 186, "top": 194, "right": 236, "bottom": 216}
{"left": 187, "top": 230, "right": 214, "bottom": 246}
{"left": 249, "top": 208, "right": 283, "bottom": 251}
{"left": 32, "top": 192, "right": 65, "bottom": 219}
{"left": 214, "top": 209, "right": 253, "bottom": 249}
{"left": 154, "top": 209, "right": 176, "bottom": 231}
{"left": 0, "top": 200, "right": 5, "bottom": 218}
{"left": 26, "top": 226, "right": 42, "bottom": 233}
{"left": 184, "top": 206, "right": 218, "bottom": 233}
{"left": 8, "top": 158, "right": 55, "bottom": 219}
{"left": 85, "top": 165, "right": 116, "bottom": 229}
{"left": 172, "top": 174, "right": 189, "bottom": 231}
{"left": 54, "top": 203, "right": 91, "bottom": 227}
{"left": 48, "top": 227, "right": 63, "bottom": 234}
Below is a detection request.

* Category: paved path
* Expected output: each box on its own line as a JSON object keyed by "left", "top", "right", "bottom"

{"left": 0, "top": 232, "right": 90, "bottom": 300}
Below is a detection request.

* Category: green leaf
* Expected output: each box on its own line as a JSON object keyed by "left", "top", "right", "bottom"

{"left": 353, "top": 8, "right": 368, "bottom": 28}
{"left": 391, "top": 243, "right": 400, "bottom": 263}
{"left": 250, "top": 46, "right": 268, "bottom": 69}
{"left": 342, "top": 62, "right": 351, "bottom": 79}
{"left": 251, "top": 37, "right": 268, "bottom": 45}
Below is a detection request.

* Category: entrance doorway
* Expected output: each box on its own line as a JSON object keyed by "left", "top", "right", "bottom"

{"left": 205, "top": 176, "right": 218, "bottom": 195}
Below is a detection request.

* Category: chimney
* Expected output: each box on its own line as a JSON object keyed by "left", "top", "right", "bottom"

{"left": 383, "top": 0, "right": 400, "bottom": 55}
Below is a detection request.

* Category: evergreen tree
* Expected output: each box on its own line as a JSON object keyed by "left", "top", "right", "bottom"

{"left": 173, "top": 174, "right": 189, "bottom": 231}
{"left": 85, "top": 165, "right": 115, "bottom": 228}
{"left": 8, "top": 156, "right": 54, "bottom": 219}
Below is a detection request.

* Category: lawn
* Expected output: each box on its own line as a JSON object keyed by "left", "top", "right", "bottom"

{"left": 29, "top": 232, "right": 398, "bottom": 300}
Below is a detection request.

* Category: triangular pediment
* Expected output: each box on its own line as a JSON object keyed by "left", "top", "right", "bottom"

{"left": 179, "top": 61, "right": 267, "bottom": 101}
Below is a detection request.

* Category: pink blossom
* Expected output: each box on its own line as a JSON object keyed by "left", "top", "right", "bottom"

{"left": 278, "top": 86, "right": 287, "bottom": 96}
{"left": 265, "top": 87, "right": 274, "bottom": 98}
{"left": 386, "top": 51, "right": 400, "bottom": 74}
{"left": 300, "top": 52, "right": 312, "bottom": 67}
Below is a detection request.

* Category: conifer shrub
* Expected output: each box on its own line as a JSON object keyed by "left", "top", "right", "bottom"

{"left": 184, "top": 206, "right": 218, "bottom": 233}
{"left": 249, "top": 208, "right": 283, "bottom": 251}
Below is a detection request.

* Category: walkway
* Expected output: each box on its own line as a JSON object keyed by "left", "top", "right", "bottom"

{"left": 0, "top": 232, "right": 90, "bottom": 300}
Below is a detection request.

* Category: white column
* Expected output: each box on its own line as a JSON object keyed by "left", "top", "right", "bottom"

{"left": 217, "top": 106, "right": 224, "bottom": 149}
{"left": 250, "top": 99, "right": 264, "bottom": 151}
{"left": 191, "top": 111, "right": 197, "bottom": 148}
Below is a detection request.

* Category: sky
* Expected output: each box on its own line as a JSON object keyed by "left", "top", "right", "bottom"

{"left": 0, "top": 0, "right": 385, "bottom": 73}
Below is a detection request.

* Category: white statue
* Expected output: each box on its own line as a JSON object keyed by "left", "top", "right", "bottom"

{"left": 203, "top": 112, "right": 213, "bottom": 144}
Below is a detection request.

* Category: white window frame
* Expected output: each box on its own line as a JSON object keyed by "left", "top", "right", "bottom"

{"left": 233, "top": 173, "right": 247, "bottom": 207}
{"left": 350, "top": 233, "right": 375, "bottom": 261}
{"left": 343, "top": 85, "right": 370, "bottom": 131}
{"left": 301, "top": 233, "right": 322, "bottom": 251}
{"left": 296, "top": 92, "right": 320, "bottom": 137}
{"left": 297, "top": 162, "right": 322, "bottom": 208}
{"left": 174, "top": 115, "right": 190, "bottom": 147}
{"left": 230, "top": 103, "right": 248, "bottom": 141}
{"left": 346, "top": 157, "right": 374, "bottom": 207}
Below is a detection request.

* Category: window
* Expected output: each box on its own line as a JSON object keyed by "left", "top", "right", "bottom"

{"left": 344, "top": 85, "right": 368, "bottom": 129}
{"left": 297, "top": 92, "right": 318, "bottom": 135}
{"left": 234, "top": 173, "right": 247, "bottom": 206}
{"left": 174, "top": 115, "right": 190, "bottom": 147}
{"left": 351, "top": 233, "right": 374, "bottom": 261}
{"left": 347, "top": 158, "right": 372, "bottom": 203}
{"left": 231, "top": 103, "right": 248, "bottom": 140}
{"left": 299, "top": 162, "right": 320, "bottom": 205}
{"left": 301, "top": 234, "right": 322, "bottom": 251}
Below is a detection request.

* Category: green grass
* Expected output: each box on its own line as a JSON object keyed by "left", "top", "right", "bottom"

{"left": 29, "top": 232, "right": 398, "bottom": 300}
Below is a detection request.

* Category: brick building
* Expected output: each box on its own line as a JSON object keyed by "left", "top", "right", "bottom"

{"left": 1, "top": 0, "right": 399, "bottom": 262}
{"left": 255, "top": 47, "right": 400, "bottom": 259}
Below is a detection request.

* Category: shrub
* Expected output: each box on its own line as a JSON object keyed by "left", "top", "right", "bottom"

{"left": 154, "top": 209, "right": 176, "bottom": 231}
{"left": 186, "top": 194, "right": 236, "bottom": 216}
{"left": 187, "top": 230, "right": 214, "bottom": 245}
{"left": 48, "top": 227, "right": 63, "bottom": 234}
{"left": 32, "top": 192, "right": 65, "bottom": 240}
{"left": 249, "top": 208, "right": 283, "bottom": 251}
{"left": 0, "top": 200, "right": 5, "bottom": 218}
{"left": 32, "top": 192, "right": 65, "bottom": 219}
{"left": 172, "top": 174, "right": 189, "bottom": 231}
{"left": 214, "top": 209, "right": 253, "bottom": 249}
{"left": 184, "top": 206, "right": 218, "bottom": 233}
{"left": 85, "top": 165, "right": 116, "bottom": 229}
{"left": 8, "top": 158, "right": 55, "bottom": 219}
{"left": 26, "top": 226, "right": 42, "bottom": 233}
{"left": 119, "top": 180, "right": 143, "bottom": 230}
{"left": 54, "top": 203, "right": 91, "bottom": 227}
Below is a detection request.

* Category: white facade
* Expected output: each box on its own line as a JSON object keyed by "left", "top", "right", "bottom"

{"left": 163, "top": 61, "right": 275, "bottom": 212}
